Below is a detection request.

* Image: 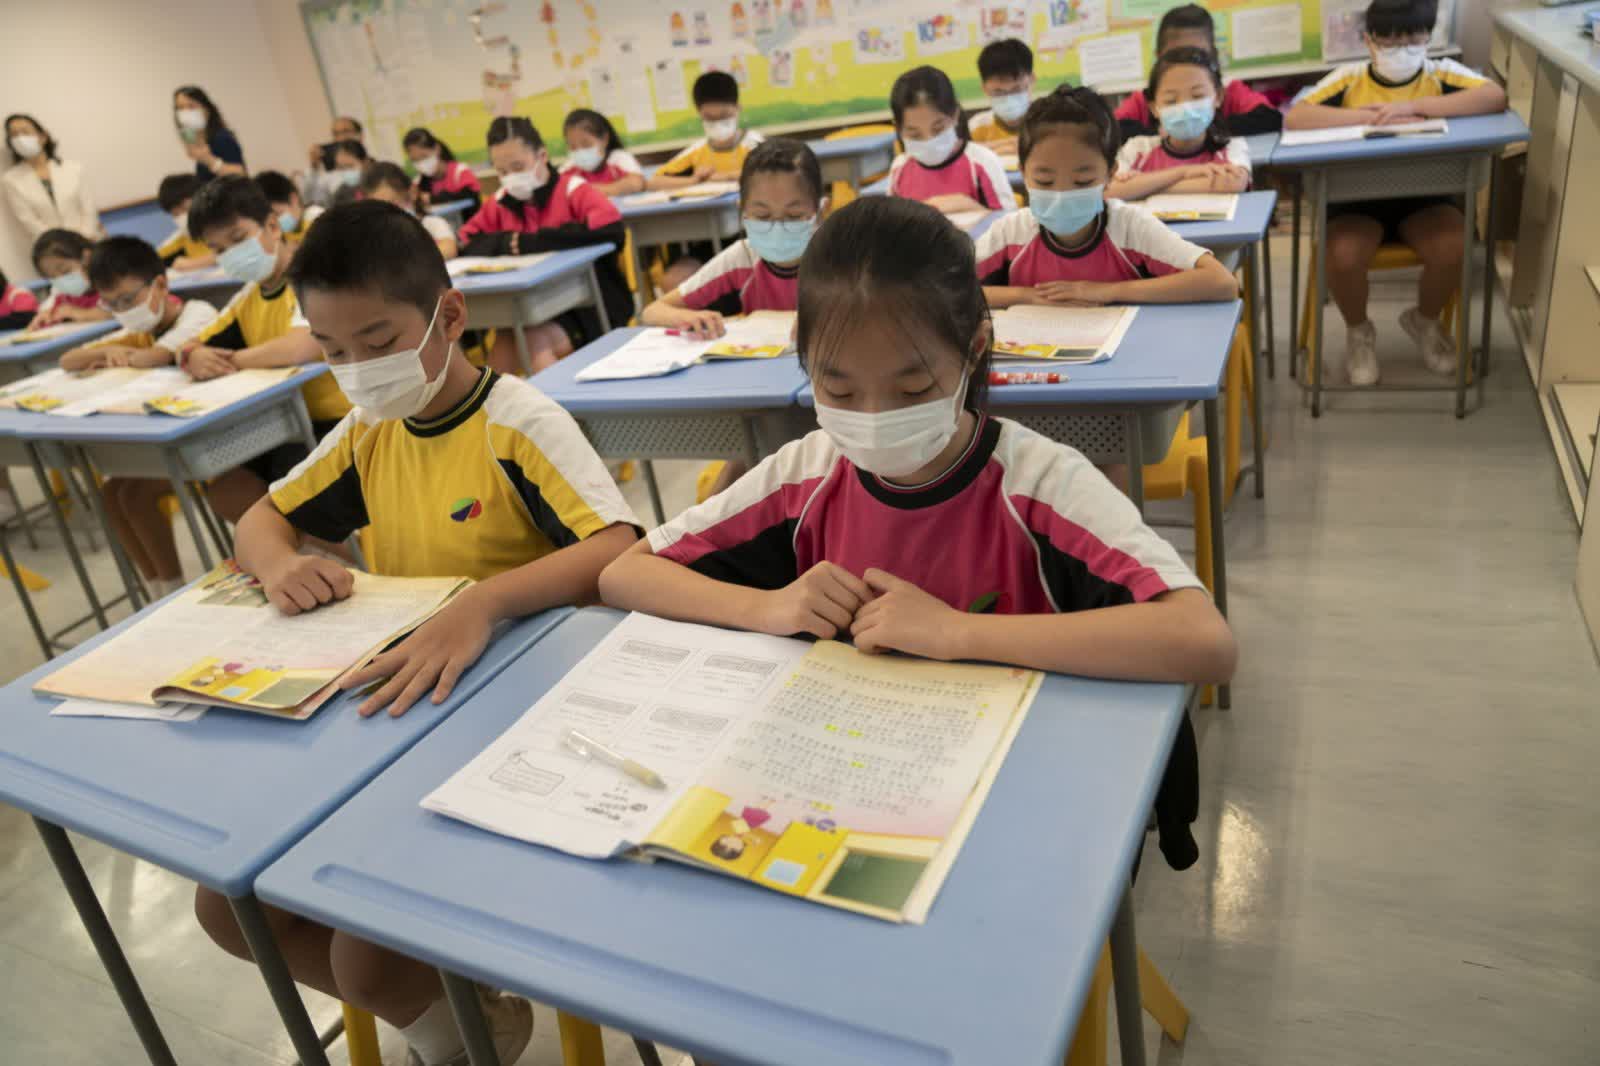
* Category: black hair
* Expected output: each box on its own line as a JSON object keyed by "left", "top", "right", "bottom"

{"left": 1364, "top": 0, "right": 1438, "bottom": 39}
{"left": 562, "top": 108, "right": 626, "bottom": 152}
{"left": 890, "top": 65, "right": 970, "bottom": 142}
{"left": 331, "top": 139, "right": 368, "bottom": 164}
{"left": 31, "top": 228, "right": 94, "bottom": 271}
{"left": 288, "top": 200, "right": 450, "bottom": 320}
{"left": 360, "top": 161, "right": 413, "bottom": 196}
{"left": 486, "top": 115, "right": 543, "bottom": 152}
{"left": 4, "top": 113, "right": 58, "bottom": 165}
{"left": 157, "top": 173, "right": 202, "bottom": 213}
{"left": 1147, "top": 47, "right": 1231, "bottom": 152}
{"left": 88, "top": 236, "right": 165, "bottom": 291}
{"left": 173, "top": 85, "right": 229, "bottom": 141}
{"left": 692, "top": 70, "right": 740, "bottom": 109}
{"left": 403, "top": 127, "right": 457, "bottom": 163}
{"left": 333, "top": 115, "right": 364, "bottom": 135}
{"left": 739, "top": 138, "right": 823, "bottom": 204}
{"left": 254, "top": 170, "right": 297, "bottom": 206}
{"left": 188, "top": 175, "right": 270, "bottom": 239}
{"left": 1155, "top": 4, "right": 1216, "bottom": 55}
{"left": 798, "top": 198, "right": 990, "bottom": 415}
{"left": 978, "top": 38, "right": 1034, "bottom": 82}
{"left": 1019, "top": 86, "right": 1120, "bottom": 170}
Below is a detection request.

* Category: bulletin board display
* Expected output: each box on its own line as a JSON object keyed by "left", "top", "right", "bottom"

{"left": 299, "top": 0, "right": 1457, "bottom": 166}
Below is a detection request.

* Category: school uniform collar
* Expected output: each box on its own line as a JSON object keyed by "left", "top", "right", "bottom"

{"left": 1039, "top": 212, "right": 1108, "bottom": 260}
{"left": 259, "top": 274, "right": 291, "bottom": 301}
{"left": 856, "top": 414, "right": 999, "bottom": 509}
{"left": 500, "top": 169, "right": 561, "bottom": 211}
{"left": 404, "top": 367, "right": 496, "bottom": 437}
{"left": 762, "top": 258, "right": 798, "bottom": 279}
{"left": 1367, "top": 62, "right": 1425, "bottom": 89}
{"left": 1159, "top": 137, "right": 1212, "bottom": 160}
{"left": 917, "top": 138, "right": 971, "bottom": 171}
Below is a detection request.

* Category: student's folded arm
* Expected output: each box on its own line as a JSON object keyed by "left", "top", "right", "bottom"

{"left": 924, "top": 193, "right": 985, "bottom": 213}
{"left": 58, "top": 344, "right": 105, "bottom": 371}
{"left": 1285, "top": 100, "right": 1370, "bottom": 129}
{"left": 596, "top": 174, "right": 646, "bottom": 196}
{"left": 522, "top": 219, "right": 625, "bottom": 252}
{"left": 1226, "top": 106, "right": 1285, "bottom": 135}
{"left": 1423, "top": 82, "right": 1508, "bottom": 117}
{"left": 472, "top": 523, "right": 638, "bottom": 624}
{"left": 458, "top": 230, "right": 518, "bottom": 257}
{"left": 1106, "top": 168, "right": 1189, "bottom": 200}
{"left": 230, "top": 327, "right": 323, "bottom": 369}
{"left": 982, "top": 285, "right": 1040, "bottom": 309}
{"left": 236, "top": 496, "right": 304, "bottom": 579}
{"left": 1113, "top": 253, "right": 1237, "bottom": 303}
{"left": 599, "top": 540, "right": 772, "bottom": 631}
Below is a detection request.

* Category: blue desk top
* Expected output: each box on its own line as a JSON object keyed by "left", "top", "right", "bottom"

{"left": 1242, "top": 132, "right": 1280, "bottom": 166}
{"left": 5, "top": 365, "right": 328, "bottom": 445}
{"left": 452, "top": 245, "right": 617, "bottom": 297}
{"left": 1269, "top": 111, "right": 1529, "bottom": 167}
{"left": 169, "top": 265, "right": 239, "bottom": 297}
{"left": 429, "top": 197, "right": 476, "bottom": 221}
{"left": 0, "top": 601, "right": 572, "bottom": 897}
{"left": 806, "top": 130, "right": 897, "bottom": 161}
{"left": 259, "top": 608, "right": 1186, "bottom": 1066}
{"left": 1167, "top": 189, "right": 1277, "bottom": 248}
{"left": 0, "top": 320, "right": 120, "bottom": 365}
{"left": 799, "top": 299, "right": 1242, "bottom": 408}
{"left": 616, "top": 190, "right": 741, "bottom": 221}
{"left": 533, "top": 327, "right": 808, "bottom": 415}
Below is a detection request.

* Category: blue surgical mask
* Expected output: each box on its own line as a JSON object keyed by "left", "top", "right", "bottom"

{"left": 744, "top": 217, "right": 815, "bottom": 265}
{"left": 1029, "top": 185, "right": 1105, "bottom": 237}
{"left": 569, "top": 146, "right": 605, "bottom": 172}
{"left": 1159, "top": 97, "right": 1216, "bottom": 142}
{"left": 334, "top": 168, "right": 362, "bottom": 187}
{"left": 905, "top": 126, "right": 960, "bottom": 167}
{"left": 51, "top": 270, "right": 89, "bottom": 298}
{"left": 218, "top": 233, "right": 278, "bottom": 284}
{"left": 990, "top": 90, "right": 1031, "bottom": 124}
{"left": 278, "top": 211, "right": 300, "bottom": 234}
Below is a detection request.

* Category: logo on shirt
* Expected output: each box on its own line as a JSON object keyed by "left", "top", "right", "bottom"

{"left": 449, "top": 497, "right": 483, "bottom": 523}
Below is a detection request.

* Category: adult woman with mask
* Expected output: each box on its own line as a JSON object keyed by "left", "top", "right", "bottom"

{"left": 172, "top": 86, "right": 246, "bottom": 181}
{"left": 2, "top": 114, "right": 104, "bottom": 241}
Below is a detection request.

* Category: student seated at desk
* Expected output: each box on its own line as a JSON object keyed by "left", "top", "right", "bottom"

{"left": 977, "top": 87, "right": 1236, "bottom": 307}
{"left": 600, "top": 195, "right": 1234, "bottom": 686}
{"left": 1114, "top": 4, "right": 1282, "bottom": 140}
{"left": 362, "top": 161, "right": 457, "bottom": 259}
{"left": 196, "top": 201, "right": 638, "bottom": 1066}
{"left": 57, "top": 237, "right": 218, "bottom": 596}
{"left": 1285, "top": 0, "right": 1506, "bottom": 386}
{"left": 27, "top": 228, "right": 111, "bottom": 329}
{"left": 457, "top": 116, "right": 631, "bottom": 374}
{"left": 1107, "top": 48, "right": 1251, "bottom": 201}
{"left": 256, "top": 169, "right": 323, "bottom": 246}
{"left": 0, "top": 268, "right": 38, "bottom": 330}
{"left": 184, "top": 176, "right": 351, "bottom": 523}
{"left": 405, "top": 126, "right": 482, "bottom": 216}
{"left": 561, "top": 108, "right": 645, "bottom": 197}
{"left": 969, "top": 37, "right": 1035, "bottom": 154}
{"left": 888, "top": 65, "right": 1018, "bottom": 216}
{"left": 155, "top": 174, "right": 216, "bottom": 271}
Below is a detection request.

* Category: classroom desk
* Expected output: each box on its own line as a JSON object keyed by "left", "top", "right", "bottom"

{"left": 532, "top": 327, "right": 811, "bottom": 522}
{"left": 807, "top": 130, "right": 897, "bottom": 190}
{"left": 429, "top": 197, "right": 477, "bottom": 226}
{"left": 0, "top": 600, "right": 572, "bottom": 1066}
{"left": 616, "top": 190, "right": 744, "bottom": 303}
{"left": 1269, "top": 112, "right": 1528, "bottom": 416}
{"left": 454, "top": 245, "right": 618, "bottom": 373}
{"left": 168, "top": 264, "right": 242, "bottom": 308}
{"left": 258, "top": 606, "right": 1188, "bottom": 1066}
{"left": 0, "top": 320, "right": 121, "bottom": 382}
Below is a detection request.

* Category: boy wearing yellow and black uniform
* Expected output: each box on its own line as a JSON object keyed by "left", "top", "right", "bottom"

{"left": 1286, "top": 0, "right": 1506, "bottom": 387}
{"left": 155, "top": 174, "right": 215, "bottom": 271}
{"left": 184, "top": 175, "right": 351, "bottom": 521}
{"left": 201, "top": 201, "right": 637, "bottom": 1066}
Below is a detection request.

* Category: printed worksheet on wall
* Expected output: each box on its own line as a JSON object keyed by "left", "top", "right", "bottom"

{"left": 423, "top": 613, "right": 1042, "bottom": 923}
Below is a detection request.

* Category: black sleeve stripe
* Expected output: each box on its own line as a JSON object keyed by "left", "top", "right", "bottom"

{"left": 1030, "top": 531, "right": 1139, "bottom": 611}
{"left": 1118, "top": 117, "right": 1155, "bottom": 141}
{"left": 498, "top": 457, "right": 582, "bottom": 549}
{"left": 279, "top": 463, "right": 367, "bottom": 544}
{"left": 1441, "top": 81, "right": 1463, "bottom": 95}
{"left": 206, "top": 320, "right": 247, "bottom": 351}
{"left": 685, "top": 519, "right": 800, "bottom": 592}
{"left": 1321, "top": 89, "right": 1347, "bottom": 109}
{"left": 1225, "top": 105, "right": 1284, "bottom": 135}
{"left": 980, "top": 261, "right": 1011, "bottom": 287}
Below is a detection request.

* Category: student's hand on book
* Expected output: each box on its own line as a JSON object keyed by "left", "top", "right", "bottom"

{"left": 675, "top": 309, "right": 725, "bottom": 340}
{"left": 1209, "top": 165, "right": 1250, "bottom": 193}
{"left": 184, "top": 346, "right": 236, "bottom": 380}
{"left": 692, "top": 162, "right": 718, "bottom": 182}
{"left": 262, "top": 554, "right": 354, "bottom": 616}
{"left": 340, "top": 593, "right": 494, "bottom": 718}
{"left": 851, "top": 568, "right": 964, "bottom": 660}
{"left": 1032, "top": 280, "right": 1114, "bottom": 306}
{"left": 98, "top": 345, "right": 147, "bottom": 368}
{"left": 1369, "top": 102, "right": 1428, "bottom": 126}
{"left": 753, "top": 562, "right": 872, "bottom": 639}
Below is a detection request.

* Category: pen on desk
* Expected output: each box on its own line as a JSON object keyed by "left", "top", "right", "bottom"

{"left": 990, "top": 371, "right": 1064, "bottom": 385}
{"left": 562, "top": 728, "right": 667, "bottom": 789}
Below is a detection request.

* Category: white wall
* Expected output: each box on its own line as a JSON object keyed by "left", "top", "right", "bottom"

{"left": 0, "top": 0, "right": 332, "bottom": 280}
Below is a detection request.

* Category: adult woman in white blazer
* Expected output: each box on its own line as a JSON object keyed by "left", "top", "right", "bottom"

{"left": 2, "top": 113, "right": 103, "bottom": 241}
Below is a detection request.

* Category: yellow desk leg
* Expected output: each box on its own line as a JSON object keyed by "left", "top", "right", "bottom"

{"left": 0, "top": 559, "right": 50, "bottom": 591}
{"left": 558, "top": 1011, "right": 607, "bottom": 1066}
{"left": 1224, "top": 328, "right": 1245, "bottom": 507}
{"left": 341, "top": 1003, "right": 383, "bottom": 1066}
{"left": 1137, "top": 947, "right": 1189, "bottom": 1042}
{"left": 1063, "top": 944, "right": 1111, "bottom": 1066}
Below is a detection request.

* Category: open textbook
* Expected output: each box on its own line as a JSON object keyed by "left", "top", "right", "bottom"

{"left": 1278, "top": 118, "right": 1448, "bottom": 147}
{"left": 423, "top": 613, "right": 1042, "bottom": 923}
{"left": 36, "top": 561, "right": 470, "bottom": 719}
{"left": 1142, "top": 194, "right": 1238, "bottom": 222}
{"left": 447, "top": 254, "right": 553, "bottom": 277}
{"left": 0, "top": 321, "right": 95, "bottom": 346}
{"left": 990, "top": 305, "right": 1137, "bottom": 363}
{"left": 0, "top": 366, "right": 296, "bottom": 417}
{"left": 574, "top": 313, "right": 796, "bottom": 382}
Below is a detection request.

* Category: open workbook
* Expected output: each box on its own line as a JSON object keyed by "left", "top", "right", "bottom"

{"left": 574, "top": 312, "right": 795, "bottom": 381}
{"left": 990, "top": 304, "right": 1137, "bottom": 363}
{"left": 1142, "top": 194, "right": 1238, "bottom": 222}
{"left": 423, "top": 613, "right": 1042, "bottom": 923}
{"left": 0, "top": 365, "right": 297, "bottom": 417}
{"left": 36, "top": 562, "right": 470, "bottom": 718}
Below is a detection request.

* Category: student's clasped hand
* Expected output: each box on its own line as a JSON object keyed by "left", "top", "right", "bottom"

{"left": 184, "top": 345, "right": 237, "bottom": 379}
{"left": 338, "top": 589, "right": 495, "bottom": 718}
{"left": 850, "top": 569, "right": 964, "bottom": 660}
{"left": 1032, "top": 280, "right": 1115, "bottom": 306}
{"left": 754, "top": 562, "right": 872, "bottom": 639}
{"left": 261, "top": 554, "right": 353, "bottom": 616}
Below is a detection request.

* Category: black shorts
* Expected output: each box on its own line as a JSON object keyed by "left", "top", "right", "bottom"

{"left": 1328, "top": 196, "right": 1459, "bottom": 243}
{"left": 239, "top": 418, "right": 342, "bottom": 486}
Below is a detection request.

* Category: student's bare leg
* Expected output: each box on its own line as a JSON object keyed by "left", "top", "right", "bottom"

{"left": 100, "top": 480, "right": 156, "bottom": 581}
{"left": 525, "top": 322, "right": 574, "bottom": 374}
{"left": 486, "top": 331, "right": 526, "bottom": 376}
{"left": 207, "top": 467, "right": 269, "bottom": 525}
{"left": 1398, "top": 203, "right": 1465, "bottom": 319}
{"left": 329, "top": 930, "right": 445, "bottom": 1027}
{"left": 121, "top": 478, "right": 183, "bottom": 581}
{"left": 708, "top": 460, "right": 746, "bottom": 497}
{"left": 193, "top": 885, "right": 341, "bottom": 1001}
{"left": 1325, "top": 214, "right": 1384, "bottom": 327}
{"left": 659, "top": 258, "right": 700, "bottom": 293}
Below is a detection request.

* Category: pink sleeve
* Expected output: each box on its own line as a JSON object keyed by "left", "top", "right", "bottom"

{"left": 456, "top": 198, "right": 506, "bottom": 241}
{"left": 571, "top": 180, "right": 622, "bottom": 229}
{"left": 1223, "top": 79, "right": 1271, "bottom": 115}
{"left": 1114, "top": 92, "right": 1151, "bottom": 125}
{"left": 677, "top": 248, "right": 750, "bottom": 310}
{"left": 452, "top": 164, "right": 482, "bottom": 193}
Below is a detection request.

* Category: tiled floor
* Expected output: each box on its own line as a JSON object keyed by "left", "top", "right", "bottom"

{"left": 0, "top": 234, "right": 1596, "bottom": 1065}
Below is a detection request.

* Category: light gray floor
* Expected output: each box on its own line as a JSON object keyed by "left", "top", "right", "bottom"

{"left": 0, "top": 231, "right": 1596, "bottom": 1065}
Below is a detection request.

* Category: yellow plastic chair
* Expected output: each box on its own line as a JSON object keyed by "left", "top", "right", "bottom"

{"left": 1063, "top": 944, "right": 1188, "bottom": 1066}
{"left": 1298, "top": 243, "right": 1461, "bottom": 382}
{"left": 823, "top": 123, "right": 897, "bottom": 214}
{"left": 1142, "top": 411, "right": 1217, "bottom": 707}
{"left": 343, "top": 1004, "right": 382, "bottom": 1066}
{"left": 0, "top": 558, "right": 50, "bottom": 591}
{"left": 337, "top": 1005, "right": 610, "bottom": 1065}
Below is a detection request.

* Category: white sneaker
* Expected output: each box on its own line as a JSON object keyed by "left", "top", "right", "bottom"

{"left": 1346, "top": 321, "right": 1379, "bottom": 386}
{"left": 1399, "top": 307, "right": 1457, "bottom": 375}
{"left": 407, "top": 989, "right": 534, "bottom": 1066}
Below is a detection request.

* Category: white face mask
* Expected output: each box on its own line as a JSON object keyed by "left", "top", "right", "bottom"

{"left": 111, "top": 286, "right": 164, "bottom": 335}
{"left": 1372, "top": 42, "right": 1428, "bottom": 83}
{"left": 328, "top": 298, "right": 451, "bottom": 420}
{"left": 499, "top": 164, "right": 546, "bottom": 200}
{"left": 414, "top": 153, "right": 440, "bottom": 177}
{"left": 815, "top": 373, "right": 969, "bottom": 479}
{"left": 176, "top": 107, "right": 207, "bottom": 131}
{"left": 11, "top": 134, "right": 42, "bottom": 159}
{"left": 904, "top": 126, "right": 960, "bottom": 167}
{"left": 703, "top": 117, "right": 740, "bottom": 144}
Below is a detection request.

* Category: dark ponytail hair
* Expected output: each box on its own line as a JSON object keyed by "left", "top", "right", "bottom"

{"left": 1019, "top": 85, "right": 1121, "bottom": 170}
{"left": 798, "top": 197, "right": 990, "bottom": 414}
{"left": 486, "top": 115, "right": 543, "bottom": 153}
{"left": 562, "top": 109, "right": 626, "bottom": 153}
{"left": 889, "top": 65, "right": 970, "bottom": 144}
{"left": 403, "top": 127, "right": 456, "bottom": 163}
{"left": 739, "top": 137, "right": 823, "bottom": 204}
{"left": 1146, "top": 47, "right": 1230, "bottom": 152}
